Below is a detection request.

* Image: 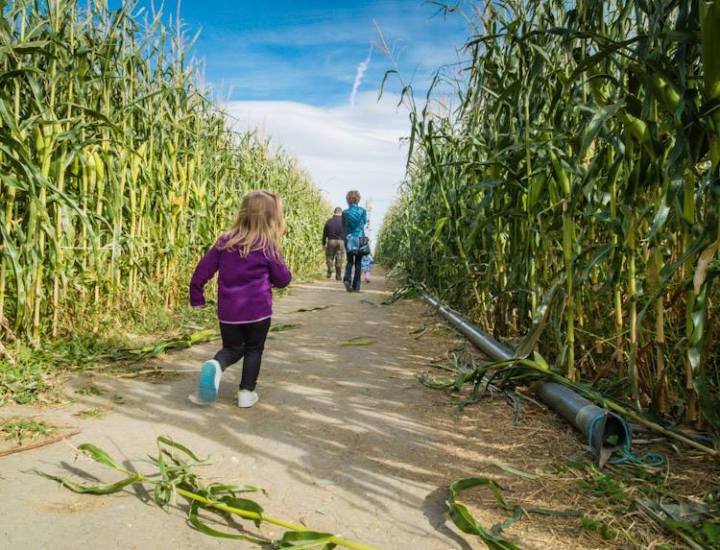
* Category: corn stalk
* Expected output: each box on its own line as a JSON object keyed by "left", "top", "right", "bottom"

{"left": 0, "top": 0, "right": 327, "bottom": 347}
{"left": 378, "top": 0, "right": 720, "bottom": 430}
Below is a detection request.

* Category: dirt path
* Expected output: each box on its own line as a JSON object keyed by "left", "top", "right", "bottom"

{"left": 0, "top": 273, "right": 600, "bottom": 549}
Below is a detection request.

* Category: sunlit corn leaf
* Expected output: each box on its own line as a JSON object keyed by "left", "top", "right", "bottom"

{"left": 37, "top": 470, "right": 141, "bottom": 494}
{"left": 532, "top": 351, "right": 550, "bottom": 371}
{"left": 219, "top": 496, "right": 264, "bottom": 527}
{"left": 78, "top": 443, "right": 126, "bottom": 472}
{"left": 688, "top": 242, "right": 720, "bottom": 431}
{"left": 188, "top": 501, "right": 267, "bottom": 543}
{"left": 447, "top": 477, "right": 520, "bottom": 550}
{"left": 578, "top": 103, "right": 623, "bottom": 158}
{"left": 153, "top": 481, "right": 174, "bottom": 508}
{"left": 157, "top": 435, "right": 205, "bottom": 462}
{"left": 40, "top": 437, "right": 373, "bottom": 549}
{"left": 418, "top": 373, "right": 455, "bottom": 389}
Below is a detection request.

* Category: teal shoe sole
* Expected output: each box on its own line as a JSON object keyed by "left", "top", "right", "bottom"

{"left": 197, "top": 361, "right": 219, "bottom": 402}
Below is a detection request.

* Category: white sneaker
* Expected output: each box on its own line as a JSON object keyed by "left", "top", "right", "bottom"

{"left": 237, "top": 389, "right": 259, "bottom": 408}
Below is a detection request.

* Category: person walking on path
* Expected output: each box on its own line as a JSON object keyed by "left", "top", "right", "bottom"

{"left": 189, "top": 190, "right": 292, "bottom": 408}
{"left": 322, "top": 207, "right": 345, "bottom": 280}
{"left": 361, "top": 253, "right": 374, "bottom": 284}
{"left": 342, "top": 190, "right": 368, "bottom": 292}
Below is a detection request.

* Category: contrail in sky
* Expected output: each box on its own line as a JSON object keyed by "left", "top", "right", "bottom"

{"left": 350, "top": 46, "right": 373, "bottom": 108}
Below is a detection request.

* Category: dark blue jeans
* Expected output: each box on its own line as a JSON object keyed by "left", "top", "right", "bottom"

{"left": 344, "top": 251, "right": 363, "bottom": 291}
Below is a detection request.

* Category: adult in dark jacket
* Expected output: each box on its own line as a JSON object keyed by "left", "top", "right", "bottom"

{"left": 322, "top": 207, "right": 345, "bottom": 280}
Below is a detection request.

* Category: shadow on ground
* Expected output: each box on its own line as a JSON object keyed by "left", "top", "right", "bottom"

{"left": 0, "top": 271, "right": 589, "bottom": 549}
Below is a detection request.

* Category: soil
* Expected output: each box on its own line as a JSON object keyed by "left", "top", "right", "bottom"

{"left": 0, "top": 272, "right": 716, "bottom": 549}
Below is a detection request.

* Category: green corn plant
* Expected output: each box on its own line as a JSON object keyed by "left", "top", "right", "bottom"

{"left": 701, "top": 1, "right": 720, "bottom": 169}
{"left": 0, "top": 0, "right": 327, "bottom": 352}
{"left": 377, "top": 0, "right": 720, "bottom": 433}
{"left": 40, "top": 436, "right": 376, "bottom": 550}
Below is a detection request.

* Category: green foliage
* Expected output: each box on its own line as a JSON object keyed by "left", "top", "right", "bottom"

{"left": 447, "top": 477, "right": 521, "bottom": 549}
{"left": 39, "top": 436, "right": 375, "bottom": 550}
{"left": 576, "top": 466, "right": 626, "bottom": 504}
{"left": 1, "top": 417, "right": 55, "bottom": 445}
{"left": 0, "top": 358, "right": 48, "bottom": 404}
{"left": 0, "top": 0, "right": 327, "bottom": 352}
{"left": 579, "top": 516, "right": 616, "bottom": 541}
{"left": 0, "top": 304, "right": 221, "bottom": 404}
{"left": 378, "top": 0, "right": 720, "bottom": 426}
{"left": 447, "top": 475, "right": 582, "bottom": 549}
{"left": 666, "top": 518, "right": 720, "bottom": 549}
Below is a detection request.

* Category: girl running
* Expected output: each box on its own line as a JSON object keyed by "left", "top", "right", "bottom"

{"left": 189, "top": 190, "right": 291, "bottom": 408}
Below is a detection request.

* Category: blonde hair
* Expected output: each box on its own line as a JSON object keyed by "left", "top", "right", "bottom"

{"left": 346, "top": 190, "right": 361, "bottom": 204}
{"left": 219, "top": 190, "right": 286, "bottom": 258}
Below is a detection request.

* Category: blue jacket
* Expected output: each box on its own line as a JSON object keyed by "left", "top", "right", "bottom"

{"left": 342, "top": 204, "right": 367, "bottom": 244}
{"left": 361, "top": 254, "right": 374, "bottom": 271}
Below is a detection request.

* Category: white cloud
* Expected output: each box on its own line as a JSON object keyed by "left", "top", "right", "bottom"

{"left": 350, "top": 46, "right": 373, "bottom": 107}
{"left": 223, "top": 91, "right": 409, "bottom": 238}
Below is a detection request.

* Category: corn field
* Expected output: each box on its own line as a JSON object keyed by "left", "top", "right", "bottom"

{"left": 378, "top": 0, "right": 720, "bottom": 430}
{"left": 0, "top": 0, "right": 326, "bottom": 347}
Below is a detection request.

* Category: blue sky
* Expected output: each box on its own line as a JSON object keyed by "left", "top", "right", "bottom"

{"left": 167, "top": 0, "right": 470, "bottom": 104}
{"left": 122, "top": 0, "right": 472, "bottom": 230}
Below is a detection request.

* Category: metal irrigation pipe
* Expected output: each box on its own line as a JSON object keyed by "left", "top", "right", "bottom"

{"left": 420, "top": 291, "right": 631, "bottom": 467}
{"left": 421, "top": 292, "right": 515, "bottom": 362}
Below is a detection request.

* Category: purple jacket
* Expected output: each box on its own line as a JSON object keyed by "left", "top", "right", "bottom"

{"left": 189, "top": 240, "right": 292, "bottom": 324}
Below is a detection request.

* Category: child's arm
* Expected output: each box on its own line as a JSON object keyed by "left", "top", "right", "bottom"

{"left": 269, "top": 255, "right": 292, "bottom": 289}
{"left": 189, "top": 245, "right": 221, "bottom": 307}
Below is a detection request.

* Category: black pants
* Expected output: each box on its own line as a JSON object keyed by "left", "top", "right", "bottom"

{"left": 344, "top": 251, "right": 363, "bottom": 291}
{"left": 213, "top": 318, "right": 271, "bottom": 391}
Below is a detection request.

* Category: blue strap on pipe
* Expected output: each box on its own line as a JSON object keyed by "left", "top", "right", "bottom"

{"left": 587, "top": 414, "right": 667, "bottom": 468}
